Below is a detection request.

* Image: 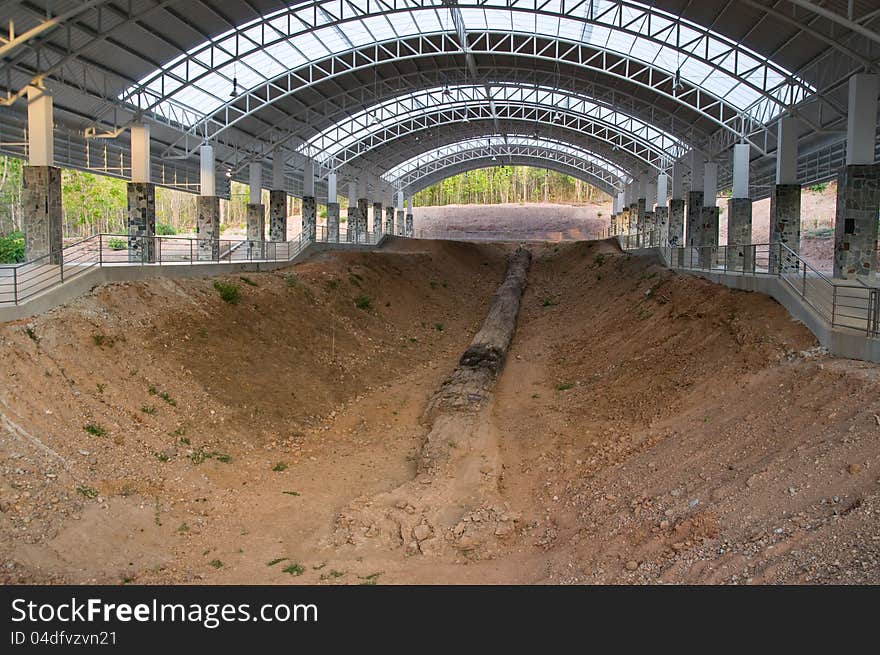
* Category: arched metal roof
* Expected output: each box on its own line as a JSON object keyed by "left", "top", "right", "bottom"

{"left": 1, "top": 0, "right": 878, "bottom": 201}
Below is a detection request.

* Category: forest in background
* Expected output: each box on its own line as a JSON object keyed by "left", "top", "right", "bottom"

{"left": 413, "top": 166, "right": 608, "bottom": 206}
{"left": 0, "top": 155, "right": 607, "bottom": 262}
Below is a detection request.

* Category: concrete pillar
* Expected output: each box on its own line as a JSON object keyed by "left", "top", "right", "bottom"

{"left": 245, "top": 162, "right": 265, "bottom": 258}
{"left": 405, "top": 197, "right": 414, "bottom": 237}
{"left": 727, "top": 144, "right": 754, "bottom": 271}
{"left": 345, "top": 182, "right": 357, "bottom": 242}
{"left": 654, "top": 173, "right": 668, "bottom": 245}
{"left": 667, "top": 161, "right": 685, "bottom": 258}
{"left": 699, "top": 162, "right": 720, "bottom": 268}
{"left": 22, "top": 85, "right": 63, "bottom": 264}
{"left": 326, "top": 172, "right": 339, "bottom": 242}
{"left": 833, "top": 74, "right": 880, "bottom": 279}
{"left": 196, "top": 145, "right": 220, "bottom": 261}
{"left": 127, "top": 112, "right": 156, "bottom": 264}
{"left": 686, "top": 151, "right": 704, "bottom": 247}
{"left": 770, "top": 117, "right": 802, "bottom": 272}
{"left": 301, "top": 159, "right": 316, "bottom": 242}
{"left": 267, "top": 154, "right": 287, "bottom": 242}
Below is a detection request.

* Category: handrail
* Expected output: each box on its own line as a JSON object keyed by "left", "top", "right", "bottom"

{"left": 0, "top": 228, "right": 386, "bottom": 308}
{"left": 614, "top": 230, "right": 879, "bottom": 339}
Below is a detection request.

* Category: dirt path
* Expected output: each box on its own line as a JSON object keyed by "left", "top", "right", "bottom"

{"left": 3, "top": 238, "right": 880, "bottom": 585}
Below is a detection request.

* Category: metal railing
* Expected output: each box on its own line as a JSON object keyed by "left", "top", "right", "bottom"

{"left": 615, "top": 231, "right": 880, "bottom": 339}
{"left": 314, "top": 224, "right": 385, "bottom": 245}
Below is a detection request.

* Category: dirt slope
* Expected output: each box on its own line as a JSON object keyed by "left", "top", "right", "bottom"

{"left": 2, "top": 237, "right": 879, "bottom": 585}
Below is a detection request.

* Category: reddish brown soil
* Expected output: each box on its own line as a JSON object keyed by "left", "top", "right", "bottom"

{"left": 2, "top": 237, "right": 879, "bottom": 585}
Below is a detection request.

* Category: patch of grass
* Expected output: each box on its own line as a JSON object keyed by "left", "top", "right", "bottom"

{"left": 239, "top": 276, "right": 258, "bottom": 287}
{"left": 190, "top": 447, "right": 231, "bottom": 465}
{"left": 283, "top": 563, "right": 305, "bottom": 576}
{"left": 148, "top": 386, "right": 177, "bottom": 407}
{"left": 83, "top": 423, "right": 107, "bottom": 437}
{"left": 214, "top": 453, "right": 232, "bottom": 463}
{"left": 213, "top": 280, "right": 241, "bottom": 304}
{"left": 325, "top": 279, "right": 339, "bottom": 291}
{"left": 155, "top": 451, "right": 171, "bottom": 463}
{"left": 92, "top": 333, "right": 112, "bottom": 347}
{"left": 359, "top": 571, "right": 383, "bottom": 585}
{"left": 0, "top": 230, "right": 25, "bottom": 264}
{"left": 177, "top": 522, "right": 189, "bottom": 533}
{"left": 77, "top": 485, "right": 99, "bottom": 499}
{"left": 805, "top": 226, "right": 834, "bottom": 239}
{"left": 282, "top": 491, "right": 301, "bottom": 496}
{"left": 267, "top": 557, "right": 288, "bottom": 567}
{"left": 272, "top": 462, "right": 288, "bottom": 472}
{"left": 107, "top": 237, "right": 127, "bottom": 251}
{"left": 542, "top": 298, "right": 558, "bottom": 307}
{"left": 555, "top": 383, "right": 574, "bottom": 391}
{"left": 808, "top": 182, "right": 829, "bottom": 194}
{"left": 433, "top": 323, "right": 445, "bottom": 331}
{"left": 156, "top": 222, "right": 176, "bottom": 236}
{"left": 96, "top": 383, "right": 106, "bottom": 394}
{"left": 209, "top": 559, "right": 224, "bottom": 569}
{"left": 141, "top": 405, "right": 157, "bottom": 415}
{"left": 594, "top": 253, "right": 606, "bottom": 267}
{"left": 429, "top": 280, "right": 439, "bottom": 289}
{"left": 24, "top": 326, "right": 39, "bottom": 343}
{"left": 354, "top": 295, "right": 372, "bottom": 310}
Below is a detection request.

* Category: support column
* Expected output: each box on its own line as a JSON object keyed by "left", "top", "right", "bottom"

{"left": 686, "top": 151, "right": 704, "bottom": 248}
{"left": 385, "top": 205, "right": 395, "bottom": 235}
{"left": 396, "top": 191, "right": 405, "bottom": 236}
{"left": 269, "top": 155, "right": 287, "bottom": 242}
{"left": 301, "top": 159, "right": 316, "bottom": 242}
{"left": 770, "top": 116, "right": 802, "bottom": 273}
{"left": 405, "top": 197, "right": 414, "bottom": 237}
{"left": 357, "top": 197, "right": 369, "bottom": 243}
{"left": 345, "top": 182, "right": 358, "bottom": 242}
{"left": 326, "top": 172, "right": 339, "bottom": 242}
{"left": 625, "top": 182, "right": 636, "bottom": 235}
{"left": 196, "top": 145, "right": 220, "bottom": 261}
{"left": 834, "top": 74, "right": 880, "bottom": 279}
{"left": 127, "top": 123, "right": 156, "bottom": 263}
{"left": 245, "top": 162, "right": 265, "bottom": 259}
{"left": 22, "top": 85, "right": 63, "bottom": 264}
{"left": 699, "top": 162, "right": 719, "bottom": 268}
{"left": 372, "top": 201, "right": 383, "bottom": 236}
{"left": 727, "top": 143, "right": 754, "bottom": 271}
{"left": 668, "top": 162, "right": 685, "bottom": 248}
{"left": 655, "top": 172, "right": 668, "bottom": 246}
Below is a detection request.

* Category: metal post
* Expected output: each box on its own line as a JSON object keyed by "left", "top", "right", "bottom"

{"left": 189, "top": 238, "right": 193, "bottom": 264}
{"left": 13, "top": 266, "right": 18, "bottom": 305}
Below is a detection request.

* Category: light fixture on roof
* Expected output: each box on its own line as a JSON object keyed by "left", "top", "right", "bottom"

{"left": 229, "top": 76, "right": 239, "bottom": 98}
{"left": 552, "top": 111, "right": 561, "bottom": 122}
{"left": 443, "top": 85, "right": 452, "bottom": 98}
{"left": 672, "top": 68, "right": 683, "bottom": 95}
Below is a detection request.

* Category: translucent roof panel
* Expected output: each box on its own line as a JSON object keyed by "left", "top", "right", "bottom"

{"left": 120, "top": 0, "right": 813, "bottom": 130}
{"left": 382, "top": 134, "right": 630, "bottom": 184}
{"left": 299, "top": 83, "right": 687, "bottom": 166}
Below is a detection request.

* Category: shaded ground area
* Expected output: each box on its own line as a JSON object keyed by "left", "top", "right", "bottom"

{"left": 2, "top": 237, "right": 879, "bottom": 585}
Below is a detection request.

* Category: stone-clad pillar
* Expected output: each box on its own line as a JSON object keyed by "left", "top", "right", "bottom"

{"left": 833, "top": 164, "right": 880, "bottom": 278}
{"left": 301, "top": 196, "right": 316, "bottom": 242}
{"left": 22, "top": 166, "right": 63, "bottom": 264}
{"left": 385, "top": 206, "right": 395, "bottom": 234}
{"left": 197, "top": 145, "right": 220, "bottom": 261}
{"left": 127, "top": 182, "right": 156, "bottom": 263}
{"left": 246, "top": 204, "right": 265, "bottom": 259}
{"left": 268, "top": 190, "right": 287, "bottom": 242}
{"left": 833, "top": 75, "right": 880, "bottom": 279}
{"left": 686, "top": 151, "right": 704, "bottom": 247}
{"left": 127, "top": 124, "right": 156, "bottom": 263}
{"left": 197, "top": 196, "right": 220, "bottom": 260}
{"left": 373, "top": 202, "right": 383, "bottom": 235}
{"left": 23, "top": 85, "right": 63, "bottom": 264}
{"left": 396, "top": 210, "right": 405, "bottom": 236}
{"left": 698, "top": 163, "right": 719, "bottom": 268}
{"left": 769, "top": 117, "right": 801, "bottom": 273}
{"left": 405, "top": 197, "right": 414, "bottom": 237}
{"left": 668, "top": 199, "right": 685, "bottom": 246}
{"left": 301, "top": 158, "right": 316, "bottom": 242}
{"left": 327, "top": 203, "right": 340, "bottom": 242}
{"left": 357, "top": 197, "right": 369, "bottom": 242}
{"left": 769, "top": 186, "right": 801, "bottom": 273}
{"left": 727, "top": 199, "right": 753, "bottom": 271}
